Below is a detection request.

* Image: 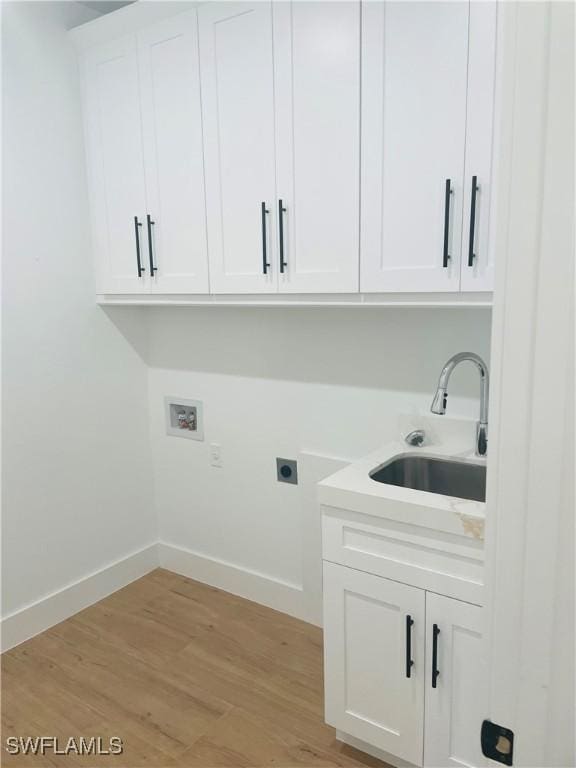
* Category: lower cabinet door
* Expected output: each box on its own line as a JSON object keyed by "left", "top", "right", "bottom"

{"left": 323, "top": 561, "right": 425, "bottom": 766}
{"left": 424, "top": 593, "right": 487, "bottom": 767}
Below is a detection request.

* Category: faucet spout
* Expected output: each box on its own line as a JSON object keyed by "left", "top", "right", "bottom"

{"left": 430, "top": 352, "right": 489, "bottom": 456}
{"left": 430, "top": 387, "right": 448, "bottom": 415}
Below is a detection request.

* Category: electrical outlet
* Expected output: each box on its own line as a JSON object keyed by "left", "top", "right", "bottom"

{"left": 210, "top": 443, "right": 222, "bottom": 468}
{"left": 276, "top": 458, "right": 298, "bottom": 485}
{"left": 165, "top": 397, "right": 204, "bottom": 441}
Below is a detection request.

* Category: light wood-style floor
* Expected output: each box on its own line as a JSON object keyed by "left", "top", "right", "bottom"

{"left": 1, "top": 569, "right": 389, "bottom": 768}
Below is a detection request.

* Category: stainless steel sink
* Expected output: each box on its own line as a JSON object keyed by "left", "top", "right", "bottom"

{"left": 370, "top": 454, "right": 486, "bottom": 502}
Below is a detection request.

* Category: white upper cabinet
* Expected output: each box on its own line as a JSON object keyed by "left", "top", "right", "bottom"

{"left": 137, "top": 12, "right": 209, "bottom": 294}
{"left": 361, "top": 1, "right": 498, "bottom": 294}
{"left": 76, "top": 0, "right": 498, "bottom": 301}
{"left": 80, "top": 12, "right": 208, "bottom": 295}
{"left": 361, "top": 1, "right": 468, "bottom": 293}
{"left": 83, "top": 36, "right": 149, "bottom": 294}
{"left": 273, "top": 2, "right": 360, "bottom": 293}
{"left": 459, "top": 2, "right": 498, "bottom": 292}
{"left": 200, "top": 1, "right": 360, "bottom": 295}
{"left": 199, "top": 2, "right": 277, "bottom": 294}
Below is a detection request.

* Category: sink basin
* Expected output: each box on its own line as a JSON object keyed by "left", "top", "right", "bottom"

{"left": 370, "top": 454, "right": 486, "bottom": 502}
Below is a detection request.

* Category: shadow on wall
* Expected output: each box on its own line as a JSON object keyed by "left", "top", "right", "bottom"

{"left": 104, "top": 306, "right": 492, "bottom": 398}
{"left": 100, "top": 306, "right": 150, "bottom": 363}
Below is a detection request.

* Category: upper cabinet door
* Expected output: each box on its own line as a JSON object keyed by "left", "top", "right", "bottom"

{"left": 323, "top": 562, "right": 425, "bottom": 766}
{"left": 424, "top": 593, "right": 487, "bottom": 767}
{"left": 273, "top": 2, "right": 360, "bottom": 293}
{"left": 199, "top": 2, "right": 277, "bottom": 294}
{"left": 361, "top": 2, "right": 469, "bottom": 293}
{"left": 137, "top": 12, "right": 209, "bottom": 294}
{"left": 460, "top": 2, "right": 498, "bottom": 292}
{"left": 82, "top": 36, "right": 149, "bottom": 294}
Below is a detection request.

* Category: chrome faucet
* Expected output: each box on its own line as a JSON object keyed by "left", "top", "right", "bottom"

{"left": 430, "top": 352, "right": 489, "bottom": 456}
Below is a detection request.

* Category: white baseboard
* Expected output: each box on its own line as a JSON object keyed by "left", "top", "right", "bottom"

{"left": 158, "top": 541, "right": 307, "bottom": 622}
{"left": 2, "top": 541, "right": 311, "bottom": 652}
{"left": 1, "top": 543, "right": 159, "bottom": 652}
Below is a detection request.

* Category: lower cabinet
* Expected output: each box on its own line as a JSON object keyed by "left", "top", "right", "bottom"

{"left": 424, "top": 592, "right": 487, "bottom": 767}
{"left": 323, "top": 561, "right": 425, "bottom": 764}
{"left": 323, "top": 561, "right": 487, "bottom": 768}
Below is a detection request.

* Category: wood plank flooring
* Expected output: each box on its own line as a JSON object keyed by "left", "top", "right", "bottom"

{"left": 1, "top": 569, "right": 389, "bottom": 768}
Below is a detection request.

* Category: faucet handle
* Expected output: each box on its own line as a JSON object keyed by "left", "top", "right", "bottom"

{"left": 405, "top": 429, "right": 425, "bottom": 447}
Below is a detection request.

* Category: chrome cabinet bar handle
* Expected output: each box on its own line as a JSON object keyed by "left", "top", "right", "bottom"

{"left": 261, "top": 202, "right": 270, "bottom": 274}
{"left": 406, "top": 615, "right": 414, "bottom": 678}
{"left": 468, "top": 176, "right": 480, "bottom": 266}
{"left": 278, "top": 199, "right": 287, "bottom": 273}
{"left": 147, "top": 214, "right": 157, "bottom": 275}
{"left": 432, "top": 623, "right": 440, "bottom": 688}
{"left": 134, "top": 216, "right": 144, "bottom": 277}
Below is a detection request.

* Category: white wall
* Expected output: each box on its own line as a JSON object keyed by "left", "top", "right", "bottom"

{"left": 147, "top": 307, "right": 492, "bottom": 620}
{"left": 1, "top": 2, "right": 156, "bottom": 630}
{"left": 0, "top": 0, "right": 493, "bottom": 638}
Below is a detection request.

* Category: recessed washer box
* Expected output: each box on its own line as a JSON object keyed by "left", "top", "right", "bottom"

{"left": 165, "top": 397, "right": 204, "bottom": 441}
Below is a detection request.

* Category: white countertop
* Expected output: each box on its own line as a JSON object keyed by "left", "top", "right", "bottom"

{"left": 318, "top": 415, "right": 487, "bottom": 542}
